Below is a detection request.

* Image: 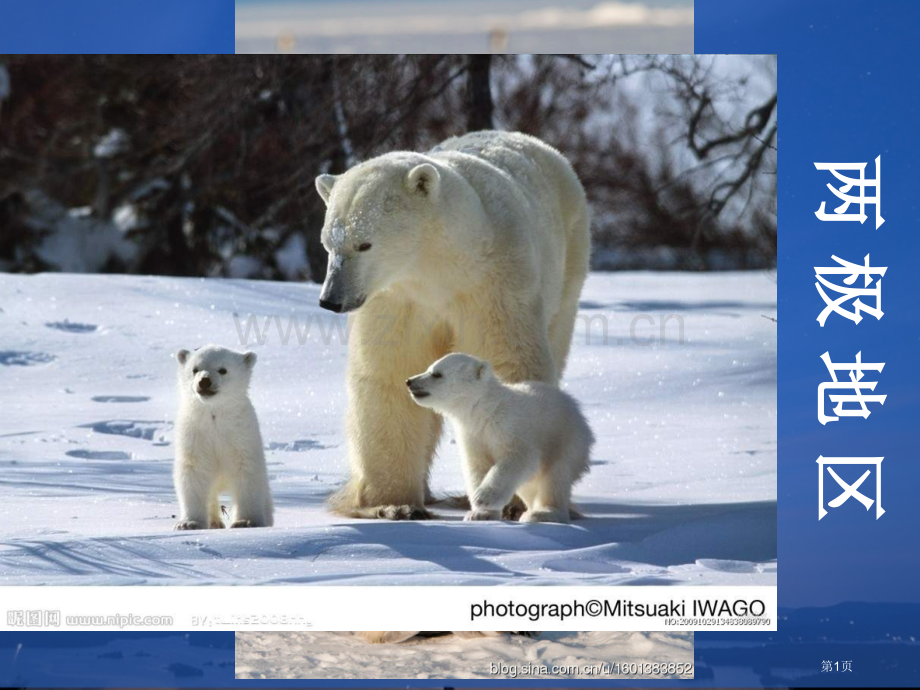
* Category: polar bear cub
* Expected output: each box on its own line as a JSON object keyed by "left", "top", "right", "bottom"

{"left": 173, "top": 345, "right": 273, "bottom": 530}
{"left": 407, "top": 353, "right": 593, "bottom": 523}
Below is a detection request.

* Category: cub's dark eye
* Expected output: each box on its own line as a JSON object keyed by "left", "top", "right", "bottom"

{"left": 192, "top": 368, "right": 199, "bottom": 374}
{"left": 218, "top": 368, "right": 227, "bottom": 375}
{"left": 431, "top": 372, "right": 443, "bottom": 379}
{"left": 357, "top": 242, "right": 372, "bottom": 252}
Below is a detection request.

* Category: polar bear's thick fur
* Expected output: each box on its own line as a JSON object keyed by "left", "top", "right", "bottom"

{"left": 355, "top": 631, "right": 540, "bottom": 644}
{"left": 173, "top": 345, "right": 273, "bottom": 530}
{"left": 408, "top": 353, "right": 593, "bottom": 523}
{"left": 315, "top": 131, "right": 591, "bottom": 520}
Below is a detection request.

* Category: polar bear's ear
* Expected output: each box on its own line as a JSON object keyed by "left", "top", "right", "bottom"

{"left": 476, "top": 361, "right": 488, "bottom": 380}
{"left": 407, "top": 163, "right": 440, "bottom": 199}
{"left": 315, "top": 174, "right": 337, "bottom": 205}
{"left": 177, "top": 349, "right": 190, "bottom": 366}
{"left": 243, "top": 351, "right": 257, "bottom": 369}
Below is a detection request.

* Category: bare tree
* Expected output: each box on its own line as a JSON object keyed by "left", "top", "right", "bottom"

{"left": 0, "top": 54, "right": 776, "bottom": 277}
{"left": 466, "top": 55, "right": 494, "bottom": 131}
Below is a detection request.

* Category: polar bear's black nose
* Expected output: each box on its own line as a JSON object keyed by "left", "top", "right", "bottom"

{"left": 319, "top": 299, "right": 343, "bottom": 313}
{"left": 406, "top": 379, "right": 411, "bottom": 387}
{"left": 199, "top": 376, "right": 212, "bottom": 389}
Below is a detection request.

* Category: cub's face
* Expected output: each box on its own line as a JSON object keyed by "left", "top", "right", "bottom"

{"left": 314, "top": 159, "right": 441, "bottom": 314}
{"left": 406, "top": 353, "right": 491, "bottom": 412}
{"left": 176, "top": 345, "right": 256, "bottom": 405}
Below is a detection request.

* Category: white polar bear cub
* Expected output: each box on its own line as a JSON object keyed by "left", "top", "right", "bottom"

{"left": 173, "top": 345, "right": 273, "bottom": 530}
{"left": 407, "top": 353, "right": 593, "bottom": 523}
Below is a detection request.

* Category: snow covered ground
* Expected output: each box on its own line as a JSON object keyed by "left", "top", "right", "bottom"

{"left": 235, "top": 0, "right": 694, "bottom": 54}
{"left": 0, "top": 270, "right": 776, "bottom": 586}
{"left": 235, "top": 630, "right": 694, "bottom": 680}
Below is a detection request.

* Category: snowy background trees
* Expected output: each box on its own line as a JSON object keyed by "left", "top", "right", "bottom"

{"left": 0, "top": 54, "right": 776, "bottom": 281}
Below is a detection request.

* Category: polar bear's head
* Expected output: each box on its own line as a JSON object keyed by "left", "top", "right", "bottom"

{"left": 176, "top": 344, "right": 257, "bottom": 405}
{"left": 315, "top": 156, "right": 441, "bottom": 313}
{"left": 406, "top": 352, "right": 494, "bottom": 413}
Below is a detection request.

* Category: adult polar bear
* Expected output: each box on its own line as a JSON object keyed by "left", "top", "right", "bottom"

{"left": 315, "top": 131, "right": 590, "bottom": 519}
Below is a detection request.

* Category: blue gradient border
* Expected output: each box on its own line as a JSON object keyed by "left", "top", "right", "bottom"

{"left": 693, "top": 0, "right": 920, "bottom": 686}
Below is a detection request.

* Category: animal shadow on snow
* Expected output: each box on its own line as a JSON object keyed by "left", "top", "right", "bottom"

{"left": 579, "top": 298, "right": 777, "bottom": 317}
{"left": 44, "top": 320, "right": 98, "bottom": 333}
{"left": 341, "top": 500, "right": 776, "bottom": 577}
{"left": 0, "top": 350, "right": 56, "bottom": 366}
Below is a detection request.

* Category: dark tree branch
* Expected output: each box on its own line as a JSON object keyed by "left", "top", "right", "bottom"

{"left": 467, "top": 55, "right": 494, "bottom": 131}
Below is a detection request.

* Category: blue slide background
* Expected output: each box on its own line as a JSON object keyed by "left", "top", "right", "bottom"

{"left": 694, "top": 0, "right": 920, "bottom": 685}
{"left": 0, "top": 0, "right": 234, "bottom": 53}
{"left": 2, "top": 0, "right": 920, "bottom": 687}
{"left": 698, "top": 0, "right": 920, "bottom": 607}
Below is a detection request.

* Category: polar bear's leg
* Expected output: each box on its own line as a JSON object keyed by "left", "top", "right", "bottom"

{"left": 465, "top": 299, "right": 557, "bottom": 385}
{"left": 519, "top": 450, "right": 581, "bottom": 524}
{"left": 329, "top": 296, "right": 450, "bottom": 519}
{"left": 337, "top": 377, "right": 442, "bottom": 518}
{"left": 459, "top": 437, "right": 500, "bottom": 521}
{"left": 520, "top": 507, "right": 569, "bottom": 524}
{"left": 208, "top": 485, "right": 224, "bottom": 529}
{"left": 470, "top": 451, "right": 539, "bottom": 516}
{"left": 457, "top": 302, "right": 554, "bottom": 520}
{"left": 174, "top": 459, "right": 214, "bottom": 530}
{"left": 548, "top": 207, "right": 590, "bottom": 381}
{"left": 229, "top": 460, "right": 274, "bottom": 528}
{"left": 520, "top": 468, "right": 571, "bottom": 523}
{"left": 461, "top": 446, "right": 493, "bottom": 498}
{"left": 547, "top": 277, "right": 585, "bottom": 380}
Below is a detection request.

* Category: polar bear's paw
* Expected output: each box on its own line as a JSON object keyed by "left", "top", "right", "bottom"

{"left": 502, "top": 497, "right": 527, "bottom": 522}
{"left": 230, "top": 519, "right": 261, "bottom": 528}
{"left": 210, "top": 519, "right": 225, "bottom": 529}
{"left": 174, "top": 520, "right": 205, "bottom": 530}
{"left": 465, "top": 508, "right": 501, "bottom": 521}
{"left": 375, "top": 504, "right": 432, "bottom": 521}
{"left": 520, "top": 508, "right": 569, "bottom": 524}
